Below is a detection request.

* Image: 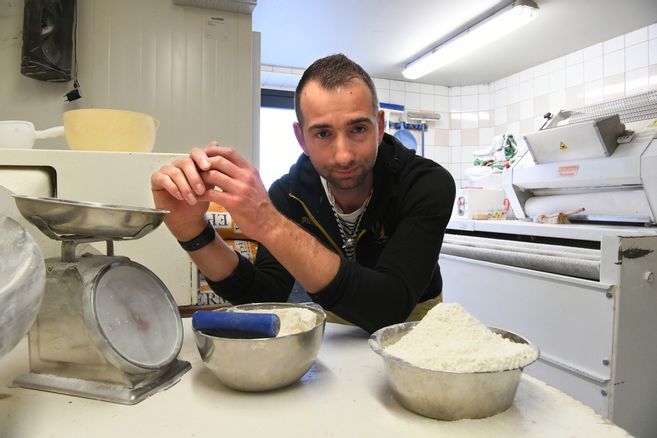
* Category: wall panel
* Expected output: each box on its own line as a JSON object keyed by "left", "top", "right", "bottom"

{"left": 0, "top": 0, "right": 257, "bottom": 157}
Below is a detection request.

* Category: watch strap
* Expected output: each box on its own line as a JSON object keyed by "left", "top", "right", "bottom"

{"left": 178, "top": 221, "right": 217, "bottom": 252}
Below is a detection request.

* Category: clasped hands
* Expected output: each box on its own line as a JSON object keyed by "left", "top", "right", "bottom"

{"left": 151, "top": 141, "right": 277, "bottom": 243}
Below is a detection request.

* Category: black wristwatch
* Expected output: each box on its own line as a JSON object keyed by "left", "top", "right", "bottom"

{"left": 178, "top": 221, "right": 216, "bottom": 252}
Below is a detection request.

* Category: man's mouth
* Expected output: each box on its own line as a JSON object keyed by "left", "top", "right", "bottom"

{"left": 333, "top": 167, "right": 357, "bottom": 177}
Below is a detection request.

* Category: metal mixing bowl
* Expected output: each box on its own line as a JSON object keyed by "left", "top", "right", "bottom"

{"left": 369, "top": 322, "right": 539, "bottom": 421}
{"left": 193, "top": 303, "right": 326, "bottom": 392}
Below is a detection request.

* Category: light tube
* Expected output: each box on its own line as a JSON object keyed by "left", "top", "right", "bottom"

{"left": 402, "top": 0, "right": 539, "bottom": 80}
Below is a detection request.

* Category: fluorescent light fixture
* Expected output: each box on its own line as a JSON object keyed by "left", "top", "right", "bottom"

{"left": 402, "top": 0, "right": 539, "bottom": 80}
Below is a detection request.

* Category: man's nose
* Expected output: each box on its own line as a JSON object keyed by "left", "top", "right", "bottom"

{"left": 334, "top": 134, "right": 355, "bottom": 166}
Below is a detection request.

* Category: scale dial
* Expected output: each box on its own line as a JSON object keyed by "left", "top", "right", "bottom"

{"left": 92, "top": 261, "right": 183, "bottom": 372}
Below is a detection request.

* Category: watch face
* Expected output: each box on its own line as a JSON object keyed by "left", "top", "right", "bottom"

{"left": 94, "top": 264, "right": 182, "bottom": 369}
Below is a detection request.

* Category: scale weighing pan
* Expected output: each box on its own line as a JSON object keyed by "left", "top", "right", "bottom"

{"left": 12, "top": 195, "right": 168, "bottom": 241}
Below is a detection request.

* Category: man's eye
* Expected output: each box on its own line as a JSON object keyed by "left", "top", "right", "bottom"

{"left": 353, "top": 126, "right": 367, "bottom": 134}
{"left": 317, "top": 130, "right": 330, "bottom": 139}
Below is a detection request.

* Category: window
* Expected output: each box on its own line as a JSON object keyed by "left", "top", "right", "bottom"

{"left": 259, "top": 89, "right": 301, "bottom": 189}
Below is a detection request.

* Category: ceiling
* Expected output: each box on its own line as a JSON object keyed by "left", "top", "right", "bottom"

{"left": 253, "top": 0, "right": 657, "bottom": 86}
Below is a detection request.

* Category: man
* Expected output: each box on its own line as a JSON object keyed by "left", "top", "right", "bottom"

{"left": 151, "top": 54, "right": 455, "bottom": 333}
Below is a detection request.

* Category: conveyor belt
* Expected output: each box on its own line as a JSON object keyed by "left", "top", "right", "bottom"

{"left": 524, "top": 189, "right": 653, "bottom": 223}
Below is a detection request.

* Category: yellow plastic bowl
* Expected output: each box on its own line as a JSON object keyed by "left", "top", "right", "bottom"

{"left": 63, "top": 109, "right": 160, "bottom": 152}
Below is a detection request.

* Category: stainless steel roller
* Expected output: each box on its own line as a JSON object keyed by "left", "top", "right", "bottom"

{"left": 444, "top": 234, "right": 599, "bottom": 259}
{"left": 442, "top": 234, "right": 600, "bottom": 280}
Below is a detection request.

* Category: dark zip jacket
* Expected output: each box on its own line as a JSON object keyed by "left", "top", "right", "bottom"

{"left": 207, "top": 133, "right": 455, "bottom": 333}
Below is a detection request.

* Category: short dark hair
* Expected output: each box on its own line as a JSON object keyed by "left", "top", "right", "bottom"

{"left": 294, "top": 54, "right": 379, "bottom": 126}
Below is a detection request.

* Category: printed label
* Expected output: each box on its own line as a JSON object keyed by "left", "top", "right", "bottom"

{"left": 206, "top": 203, "right": 249, "bottom": 239}
{"left": 558, "top": 165, "right": 579, "bottom": 177}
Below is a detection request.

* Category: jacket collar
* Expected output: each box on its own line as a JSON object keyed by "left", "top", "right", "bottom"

{"left": 287, "top": 133, "right": 413, "bottom": 232}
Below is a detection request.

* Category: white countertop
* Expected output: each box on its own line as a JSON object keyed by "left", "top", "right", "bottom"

{"left": 0, "top": 319, "right": 629, "bottom": 438}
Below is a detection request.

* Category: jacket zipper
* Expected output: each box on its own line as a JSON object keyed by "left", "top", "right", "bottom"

{"left": 354, "top": 228, "right": 366, "bottom": 259}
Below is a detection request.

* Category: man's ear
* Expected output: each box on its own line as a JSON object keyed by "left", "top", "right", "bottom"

{"left": 293, "top": 122, "right": 309, "bottom": 155}
{"left": 377, "top": 110, "right": 386, "bottom": 144}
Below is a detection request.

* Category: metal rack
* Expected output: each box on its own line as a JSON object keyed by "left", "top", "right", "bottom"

{"left": 550, "top": 90, "right": 657, "bottom": 126}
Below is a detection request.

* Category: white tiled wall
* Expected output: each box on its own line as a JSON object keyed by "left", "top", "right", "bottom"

{"left": 260, "top": 21, "right": 657, "bottom": 188}
{"left": 261, "top": 65, "right": 304, "bottom": 90}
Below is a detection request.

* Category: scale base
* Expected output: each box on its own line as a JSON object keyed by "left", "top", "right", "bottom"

{"left": 12, "top": 359, "right": 191, "bottom": 405}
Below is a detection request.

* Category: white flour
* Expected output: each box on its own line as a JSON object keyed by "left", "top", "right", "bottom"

{"left": 384, "top": 303, "right": 538, "bottom": 372}
{"left": 238, "top": 308, "right": 317, "bottom": 337}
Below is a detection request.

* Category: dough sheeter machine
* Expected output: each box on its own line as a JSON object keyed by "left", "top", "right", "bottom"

{"left": 440, "top": 90, "right": 657, "bottom": 438}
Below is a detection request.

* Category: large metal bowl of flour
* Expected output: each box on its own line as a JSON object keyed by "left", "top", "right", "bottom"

{"left": 193, "top": 303, "right": 326, "bottom": 392}
{"left": 369, "top": 322, "right": 539, "bottom": 420}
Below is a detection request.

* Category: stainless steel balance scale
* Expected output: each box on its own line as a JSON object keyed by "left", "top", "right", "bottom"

{"left": 11, "top": 195, "right": 191, "bottom": 404}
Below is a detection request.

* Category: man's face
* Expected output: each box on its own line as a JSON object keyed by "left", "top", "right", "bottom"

{"left": 294, "top": 79, "right": 385, "bottom": 191}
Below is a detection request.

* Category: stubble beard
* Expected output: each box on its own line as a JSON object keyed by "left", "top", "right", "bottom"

{"left": 323, "top": 155, "right": 376, "bottom": 191}
{"left": 325, "top": 168, "right": 369, "bottom": 191}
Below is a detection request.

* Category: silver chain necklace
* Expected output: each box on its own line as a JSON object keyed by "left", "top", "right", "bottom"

{"left": 331, "top": 203, "right": 367, "bottom": 257}
{"left": 325, "top": 183, "right": 371, "bottom": 259}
